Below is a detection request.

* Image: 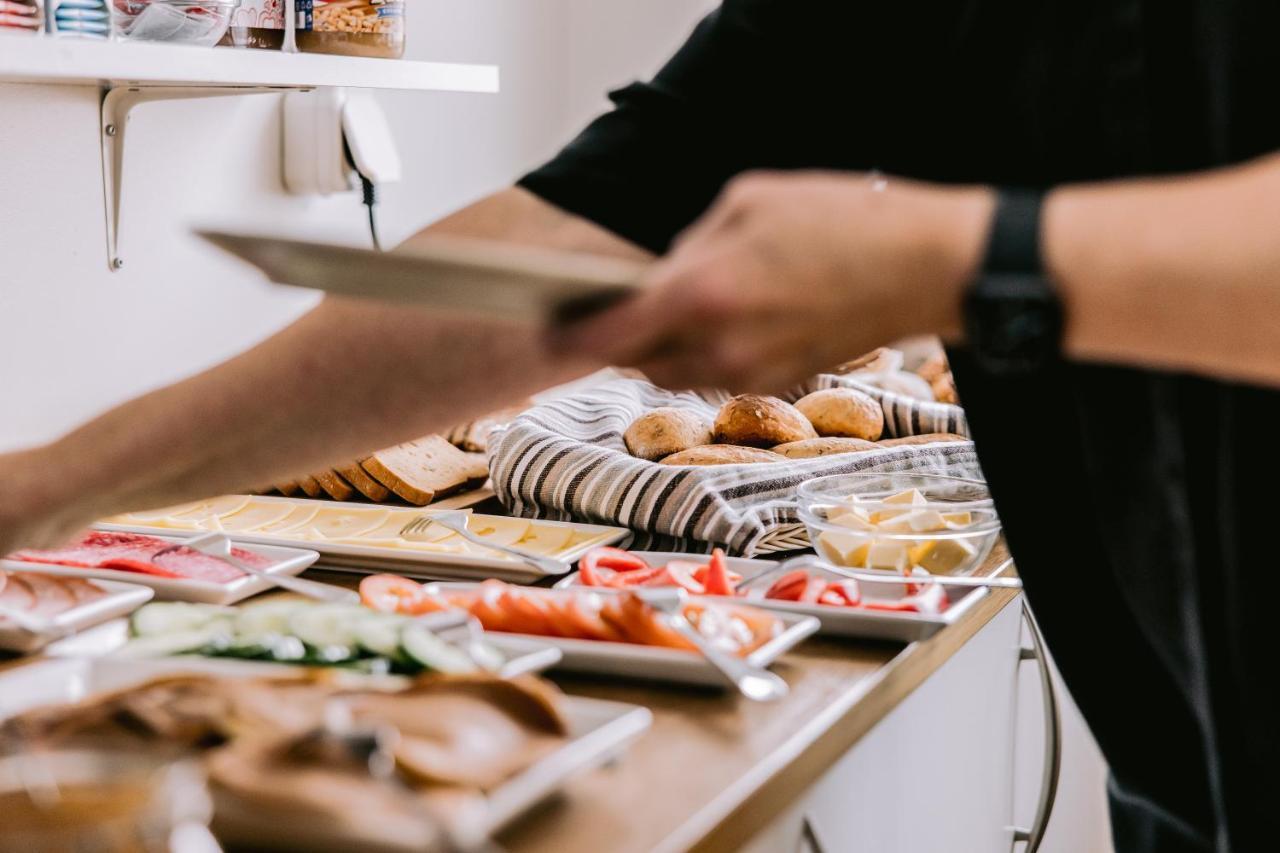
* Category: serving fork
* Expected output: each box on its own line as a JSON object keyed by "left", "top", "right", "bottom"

{"left": 399, "top": 512, "right": 570, "bottom": 576}
{"left": 152, "top": 532, "right": 359, "bottom": 604}
{"left": 635, "top": 587, "right": 789, "bottom": 702}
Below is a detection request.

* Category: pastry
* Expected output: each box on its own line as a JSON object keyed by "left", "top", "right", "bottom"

{"left": 793, "top": 388, "right": 884, "bottom": 440}
{"left": 772, "top": 437, "right": 880, "bottom": 459}
{"left": 712, "top": 395, "right": 816, "bottom": 447}
{"left": 660, "top": 445, "right": 787, "bottom": 466}
{"left": 624, "top": 407, "right": 713, "bottom": 460}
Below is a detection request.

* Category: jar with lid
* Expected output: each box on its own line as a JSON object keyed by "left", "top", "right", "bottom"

{"left": 219, "top": 0, "right": 310, "bottom": 49}
{"left": 297, "top": 0, "right": 404, "bottom": 58}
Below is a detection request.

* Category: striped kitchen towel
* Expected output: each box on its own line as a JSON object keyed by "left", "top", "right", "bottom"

{"left": 488, "top": 376, "right": 981, "bottom": 557}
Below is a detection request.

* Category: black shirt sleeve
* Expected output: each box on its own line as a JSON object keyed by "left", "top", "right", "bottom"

{"left": 518, "top": 1, "right": 857, "bottom": 254}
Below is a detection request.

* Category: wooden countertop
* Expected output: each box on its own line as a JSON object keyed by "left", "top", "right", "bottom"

{"left": 0, "top": 548, "right": 1017, "bottom": 853}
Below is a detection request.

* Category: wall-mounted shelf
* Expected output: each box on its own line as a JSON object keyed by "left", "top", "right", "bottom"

{"left": 0, "top": 34, "right": 499, "bottom": 93}
{"left": 0, "top": 32, "right": 499, "bottom": 271}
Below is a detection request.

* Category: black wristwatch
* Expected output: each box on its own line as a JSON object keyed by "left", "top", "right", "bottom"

{"left": 962, "top": 189, "right": 1063, "bottom": 375}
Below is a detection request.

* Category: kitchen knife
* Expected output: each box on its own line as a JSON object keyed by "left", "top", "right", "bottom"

{"left": 197, "top": 229, "right": 648, "bottom": 324}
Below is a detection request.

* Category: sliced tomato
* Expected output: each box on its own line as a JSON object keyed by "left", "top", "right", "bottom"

{"left": 643, "top": 561, "right": 706, "bottom": 594}
{"left": 499, "top": 588, "right": 559, "bottom": 636}
{"left": 799, "top": 575, "right": 829, "bottom": 604}
{"left": 580, "top": 547, "right": 649, "bottom": 576}
{"left": 693, "top": 564, "right": 743, "bottom": 588}
{"left": 764, "top": 569, "right": 809, "bottom": 601}
{"left": 822, "top": 580, "right": 861, "bottom": 607}
{"left": 701, "top": 548, "right": 735, "bottom": 596}
{"left": 461, "top": 580, "right": 515, "bottom": 632}
{"left": 359, "top": 573, "right": 428, "bottom": 615}
{"left": 577, "top": 560, "right": 616, "bottom": 587}
{"left": 547, "top": 592, "right": 621, "bottom": 641}
{"left": 604, "top": 564, "right": 668, "bottom": 588}
{"left": 614, "top": 594, "right": 696, "bottom": 651}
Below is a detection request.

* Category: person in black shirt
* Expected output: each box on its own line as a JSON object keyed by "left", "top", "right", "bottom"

{"left": 3, "top": 4, "right": 1279, "bottom": 851}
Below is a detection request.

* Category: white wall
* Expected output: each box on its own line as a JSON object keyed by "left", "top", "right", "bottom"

{"left": 0, "top": 0, "right": 711, "bottom": 451}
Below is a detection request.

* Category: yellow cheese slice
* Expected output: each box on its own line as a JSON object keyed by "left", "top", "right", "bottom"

{"left": 218, "top": 501, "right": 298, "bottom": 533}
{"left": 514, "top": 523, "right": 576, "bottom": 555}
{"left": 302, "top": 507, "right": 391, "bottom": 541}
{"left": 465, "top": 516, "right": 532, "bottom": 547}
{"left": 255, "top": 506, "right": 320, "bottom": 535}
{"left": 909, "top": 539, "right": 977, "bottom": 574}
{"left": 167, "top": 495, "right": 253, "bottom": 523}
{"left": 124, "top": 500, "right": 205, "bottom": 522}
{"left": 346, "top": 510, "right": 429, "bottom": 543}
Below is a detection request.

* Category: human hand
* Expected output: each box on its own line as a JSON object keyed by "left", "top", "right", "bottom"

{"left": 552, "top": 170, "right": 994, "bottom": 393}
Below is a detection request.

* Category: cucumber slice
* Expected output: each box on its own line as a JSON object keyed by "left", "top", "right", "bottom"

{"left": 115, "top": 625, "right": 227, "bottom": 659}
{"left": 286, "top": 604, "right": 367, "bottom": 649}
{"left": 400, "top": 623, "right": 477, "bottom": 674}
{"left": 354, "top": 613, "right": 409, "bottom": 659}
{"left": 234, "top": 599, "right": 309, "bottom": 646}
{"left": 129, "top": 602, "right": 229, "bottom": 638}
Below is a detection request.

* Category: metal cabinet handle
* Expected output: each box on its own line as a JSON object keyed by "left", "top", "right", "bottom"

{"left": 1010, "top": 600, "right": 1062, "bottom": 853}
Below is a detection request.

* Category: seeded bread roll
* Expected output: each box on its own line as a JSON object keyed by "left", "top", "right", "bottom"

{"left": 661, "top": 445, "right": 787, "bottom": 466}
{"left": 624, "top": 407, "right": 713, "bottom": 461}
{"left": 773, "top": 437, "right": 880, "bottom": 459}
{"left": 878, "top": 432, "right": 969, "bottom": 448}
{"left": 793, "top": 388, "right": 884, "bottom": 440}
{"left": 712, "top": 395, "right": 817, "bottom": 447}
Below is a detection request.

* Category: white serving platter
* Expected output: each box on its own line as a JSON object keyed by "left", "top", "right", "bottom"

{"left": 0, "top": 656, "right": 652, "bottom": 847}
{"left": 430, "top": 582, "right": 820, "bottom": 688}
{"left": 0, "top": 576, "right": 154, "bottom": 654}
{"left": 99, "top": 509, "right": 629, "bottom": 584}
{"left": 557, "top": 552, "right": 990, "bottom": 644}
{"left": 2, "top": 537, "right": 320, "bottom": 606}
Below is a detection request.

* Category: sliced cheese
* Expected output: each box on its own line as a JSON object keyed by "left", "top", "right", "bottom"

{"left": 255, "top": 506, "right": 320, "bottom": 535}
{"left": 465, "top": 516, "right": 532, "bottom": 547}
{"left": 909, "top": 538, "right": 977, "bottom": 574}
{"left": 218, "top": 501, "right": 298, "bottom": 533}
{"left": 884, "top": 489, "right": 927, "bottom": 507}
{"left": 514, "top": 523, "right": 576, "bottom": 555}
{"left": 125, "top": 501, "right": 205, "bottom": 522}
{"left": 347, "top": 510, "right": 429, "bottom": 543}
{"left": 166, "top": 495, "right": 253, "bottom": 523}
{"left": 303, "top": 507, "right": 391, "bottom": 541}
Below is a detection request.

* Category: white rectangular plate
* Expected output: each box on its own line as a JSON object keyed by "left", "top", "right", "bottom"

{"left": 99, "top": 506, "right": 629, "bottom": 584}
{"left": 199, "top": 230, "right": 646, "bottom": 323}
{"left": 0, "top": 656, "right": 652, "bottom": 846}
{"left": 2, "top": 537, "right": 320, "bottom": 606}
{"left": 432, "top": 581, "right": 820, "bottom": 688}
{"left": 556, "top": 552, "right": 990, "bottom": 644}
{"left": 0, "top": 577, "right": 154, "bottom": 654}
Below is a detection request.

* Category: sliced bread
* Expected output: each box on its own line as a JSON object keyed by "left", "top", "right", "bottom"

{"left": 361, "top": 435, "right": 482, "bottom": 506}
{"left": 313, "top": 469, "right": 356, "bottom": 502}
{"left": 336, "top": 461, "right": 392, "bottom": 502}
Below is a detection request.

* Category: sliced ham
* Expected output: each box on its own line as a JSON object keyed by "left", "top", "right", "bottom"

{"left": 10, "top": 531, "right": 271, "bottom": 585}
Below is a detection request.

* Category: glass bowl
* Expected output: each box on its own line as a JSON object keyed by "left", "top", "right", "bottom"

{"left": 112, "top": 0, "right": 235, "bottom": 46}
{"left": 796, "top": 472, "right": 1002, "bottom": 576}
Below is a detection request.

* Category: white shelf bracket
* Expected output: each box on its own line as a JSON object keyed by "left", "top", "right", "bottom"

{"left": 100, "top": 84, "right": 309, "bottom": 272}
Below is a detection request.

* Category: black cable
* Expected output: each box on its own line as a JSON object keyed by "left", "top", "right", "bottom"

{"left": 360, "top": 174, "right": 382, "bottom": 252}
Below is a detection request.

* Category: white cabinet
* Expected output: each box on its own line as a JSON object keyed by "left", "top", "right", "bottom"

{"left": 744, "top": 596, "right": 1112, "bottom": 853}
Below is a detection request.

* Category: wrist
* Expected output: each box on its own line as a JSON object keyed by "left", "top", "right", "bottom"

{"left": 928, "top": 185, "right": 997, "bottom": 343}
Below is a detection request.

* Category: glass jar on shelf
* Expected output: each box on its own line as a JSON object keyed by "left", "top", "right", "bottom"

{"left": 220, "top": 0, "right": 310, "bottom": 50}
{"left": 296, "top": 0, "right": 404, "bottom": 59}
{"left": 111, "top": 0, "right": 236, "bottom": 46}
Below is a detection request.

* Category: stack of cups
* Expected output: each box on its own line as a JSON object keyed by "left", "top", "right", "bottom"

{"left": 0, "top": 0, "right": 43, "bottom": 34}
{"left": 48, "top": 0, "right": 109, "bottom": 36}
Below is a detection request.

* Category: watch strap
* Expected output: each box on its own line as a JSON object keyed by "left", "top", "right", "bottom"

{"left": 982, "top": 188, "right": 1044, "bottom": 273}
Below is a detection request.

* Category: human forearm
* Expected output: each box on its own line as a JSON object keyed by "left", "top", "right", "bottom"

{"left": 3, "top": 188, "right": 647, "bottom": 547}
{"left": 1042, "top": 154, "right": 1280, "bottom": 386}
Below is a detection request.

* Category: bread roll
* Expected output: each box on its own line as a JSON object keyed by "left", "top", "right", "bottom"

{"left": 794, "top": 388, "right": 884, "bottom": 440}
{"left": 773, "top": 437, "right": 880, "bottom": 459}
{"left": 833, "top": 347, "right": 904, "bottom": 375}
{"left": 930, "top": 372, "right": 958, "bottom": 405}
{"left": 712, "top": 395, "right": 816, "bottom": 447}
{"left": 878, "top": 432, "right": 968, "bottom": 448}
{"left": 660, "top": 445, "right": 786, "bottom": 466}
{"left": 624, "top": 407, "right": 713, "bottom": 461}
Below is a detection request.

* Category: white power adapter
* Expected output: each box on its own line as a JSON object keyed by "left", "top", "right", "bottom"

{"left": 282, "top": 88, "right": 402, "bottom": 196}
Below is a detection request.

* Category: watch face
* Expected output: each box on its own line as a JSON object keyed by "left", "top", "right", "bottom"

{"left": 964, "top": 273, "right": 1063, "bottom": 375}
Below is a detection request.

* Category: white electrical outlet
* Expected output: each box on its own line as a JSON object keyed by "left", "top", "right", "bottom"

{"left": 282, "top": 88, "right": 402, "bottom": 197}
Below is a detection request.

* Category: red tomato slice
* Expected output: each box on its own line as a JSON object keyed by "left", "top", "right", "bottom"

{"left": 359, "top": 574, "right": 428, "bottom": 615}
{"left": 577, "top": 559, "right": 616, "bottom": 587}
{"left": 606, "top": 565, "right": 667, "bottom": 587}
{"left": 581, "top": 546, "right": 649, "bottom": 576}
{"left": 799, "top": 575, "right": 828, "bottom": 604}
{"left": 499, "top": 589, "right": 559, "bottom": 636}
{"left": 701, "top": 548, "right": 735, "bottom": 596}
{"left": 548, "top": 592, "right": 622, "bottom": 641}
{"left": 823, "top": 580, "right": 861, "bottom": 607}
{"left": 640, "top": 562, "right": 706, "bottom": 594}
{"left": 764, "top": 569, "right": 808, "bottom": 601}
